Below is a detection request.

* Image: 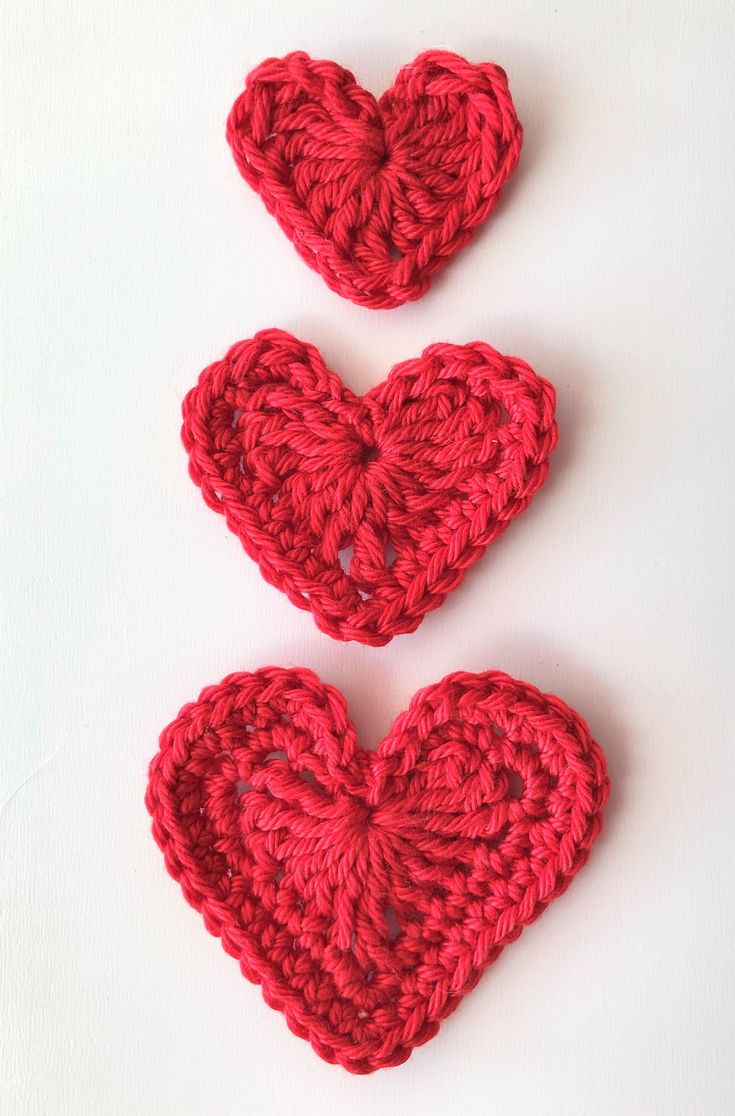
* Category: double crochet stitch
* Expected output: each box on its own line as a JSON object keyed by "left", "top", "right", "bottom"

{"left": 146, "top": 667, "right": 609, "bottom": 1073}
{"left": 227, "top": 50, "right": 522, "bottom": 308}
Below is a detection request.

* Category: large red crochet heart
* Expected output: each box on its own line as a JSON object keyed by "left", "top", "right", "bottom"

{"left": 182, "top": 330, "right": 557, "bottom": 646}
{"left": 226, "top": 51, "right": 523, "bottom": 309}
{"left": 146, "top": 668, "right": 608, "bottom": 1073}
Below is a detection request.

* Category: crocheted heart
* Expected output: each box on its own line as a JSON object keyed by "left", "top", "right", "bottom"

{"left": 146, "top": 667, "right": 608, "bottom": 1073}
{"left": 227, "top": 51, "right": 523, "bottom": 309}
{"left": 182, "top": 330, "right": 557, "bottom": 646}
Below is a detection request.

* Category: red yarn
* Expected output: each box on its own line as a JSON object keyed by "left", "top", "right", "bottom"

{"left": 182, "top": 329, "right": 557, "bottom": 645}
{"left": 227, "top": 51, "right": 522, "bottom": 309}
{"left": 146, "top": 667, "right": 609, "bottom": 1073}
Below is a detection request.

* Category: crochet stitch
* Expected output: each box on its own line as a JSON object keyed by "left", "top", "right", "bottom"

{"left": 146, "top": 667, "right": 609, "bottom": 1073}
{"left": 227, "top": 50, "right": 522, "bottom": 309}
{"left": 182, "top": 330, "right": 557, "bottom": 645}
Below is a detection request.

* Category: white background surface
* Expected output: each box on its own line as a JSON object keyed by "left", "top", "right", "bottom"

{"left": 2, "top": 2, "right": 734, "bottom": 1113}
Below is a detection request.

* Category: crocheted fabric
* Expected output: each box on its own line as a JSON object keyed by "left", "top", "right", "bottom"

{"left": 182, "top": 330, "right": 557, "bottom": 645}
{"left": 227, "top": 51, "right": 522, "bottom": 309}
{"left": 146, "top": 667, "right": 609, "bottom": 1073}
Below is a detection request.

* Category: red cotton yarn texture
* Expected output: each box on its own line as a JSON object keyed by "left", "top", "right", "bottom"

{"left": 182, "top": 330, "right": 557, "bottom": 646}
{"left": 146, "top": 667, "right": 609, "bottom": 1073}
{"left": 226, "top": 50, "right": 523, "bottom": 308}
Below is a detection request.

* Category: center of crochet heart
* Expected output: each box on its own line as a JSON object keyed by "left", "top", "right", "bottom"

{"left": 359, "top": 442, "right": 379, "bottom": 466}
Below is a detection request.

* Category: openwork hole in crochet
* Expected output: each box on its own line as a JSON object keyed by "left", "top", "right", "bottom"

{"left": 146, "top": 667, "right": 609, "bottom": 1073}
{"left": 227, "top": 50, "right": 523, "bottom": 309}
{"left": 182, "top": 329, "right": 557, "bottom": 645}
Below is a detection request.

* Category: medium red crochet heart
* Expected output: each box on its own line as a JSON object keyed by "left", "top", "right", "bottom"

{"left": 226, "top": 51, "right": 523, "bottom": 309}
{"left": 146, "top": 667, "right": 609, "bottom": 1073}
{"left": 182, "top": 330, "right": 557, "bottom": 646}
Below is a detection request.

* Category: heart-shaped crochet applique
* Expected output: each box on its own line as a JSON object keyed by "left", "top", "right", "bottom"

{"left": 146, "top": 667, "right": 609, "bottom": 1073}
{"left": 182, "top": 330, "right": 557, "bottom": 646}
{"left": 226, "top": 51, "right": 523, "bottom": 309}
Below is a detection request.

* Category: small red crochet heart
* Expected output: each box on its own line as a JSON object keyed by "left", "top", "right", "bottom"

{"left": 182, "top": 330, "right": 557, "bottom": 646}
{"left": 227, "top": 51, "right": 523, "bottom": 309}
{"left": 146, "top": 667, "right": 608, "bottom": 1073}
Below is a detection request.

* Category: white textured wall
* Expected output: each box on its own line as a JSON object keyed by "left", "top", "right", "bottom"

{"left": 2, "top": 1, "right": 734, "bottom": 1113}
